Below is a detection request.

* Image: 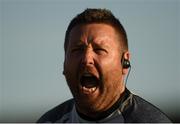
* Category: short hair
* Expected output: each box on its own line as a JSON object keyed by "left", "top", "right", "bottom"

{"left": 64, "top": 8, "right": 128, "bottom": 53}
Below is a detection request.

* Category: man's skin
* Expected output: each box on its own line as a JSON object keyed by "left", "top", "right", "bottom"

{"left": 63, "top": 23, "right": 130, "bottom": 119}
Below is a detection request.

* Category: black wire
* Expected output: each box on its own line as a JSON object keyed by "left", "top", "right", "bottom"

{"left": 125, "top": 65, "right": 131, "bottom": 86}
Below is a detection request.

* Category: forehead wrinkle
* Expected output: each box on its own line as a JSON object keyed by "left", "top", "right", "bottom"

{"left": 92, "top": 35, "right": 114, "bottom": 47}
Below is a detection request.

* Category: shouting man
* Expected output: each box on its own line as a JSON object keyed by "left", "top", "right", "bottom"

{"left": 37, "top": 8, "right": 171, "bottom": 123}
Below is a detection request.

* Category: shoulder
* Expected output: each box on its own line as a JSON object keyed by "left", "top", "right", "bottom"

{"left": 37, "top": 98, "right": 74, "bottom": 123}
{"left": 122, "top": 93, "right": 172, "bottom": 122}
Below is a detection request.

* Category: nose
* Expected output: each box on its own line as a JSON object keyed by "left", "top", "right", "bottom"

{"left": 81, "top": 48, "right": 94, "bottom": 66}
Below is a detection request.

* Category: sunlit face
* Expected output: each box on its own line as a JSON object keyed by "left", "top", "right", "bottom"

{"left": 64, "top": 23, "right": 126, "bottom": 117}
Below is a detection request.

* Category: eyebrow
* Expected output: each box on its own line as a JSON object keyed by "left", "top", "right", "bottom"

{"left": 69, "top": 40, "right": 86, "bottom": 49}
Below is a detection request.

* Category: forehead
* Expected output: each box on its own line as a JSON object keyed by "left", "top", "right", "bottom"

{"left": 68, "top": 23, "right": 119, "bottom": 45}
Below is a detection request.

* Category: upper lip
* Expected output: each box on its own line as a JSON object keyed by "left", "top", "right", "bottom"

{"left": 80, "top": 70, "right": 98, "bottom": 78}
{"left": 80, "top": 73, "right": 95, "bottom": 82}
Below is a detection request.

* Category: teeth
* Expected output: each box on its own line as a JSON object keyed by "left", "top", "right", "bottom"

{"left": 82, "top": 86, "right": 96, "bottom": 93}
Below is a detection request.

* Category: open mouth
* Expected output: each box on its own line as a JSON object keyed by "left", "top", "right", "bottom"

{"left": 80, "top": 73, "right": 99, "bottom": 94}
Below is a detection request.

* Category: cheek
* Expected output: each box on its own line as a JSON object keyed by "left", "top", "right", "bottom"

{"left": 65, "top": 54, "right": 80, "bottom": 69}
{"left": 64, "top": 56, "right": 80, "bottom": 80}
{"left": 99, "top": 55, "right": 123, "bottom": 83}
{"left": 64, "top": 59, "right": 79, "bottom": 93}
{"left": 102, "top": 62, "right": 123, "bottom": 99}
{"left": 99, "top": 53, "right": 122, "bottom": 72}
{"left": 104, "top": 64, "right": 122, "bottom": 82}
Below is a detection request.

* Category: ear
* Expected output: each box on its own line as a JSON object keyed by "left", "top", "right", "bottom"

{"left": 122, "top": 51, "right": 131, "bottom": 75}
{"left": 63, "top": 58, "right": 66, "bottom": 76}
{"left": 62, "top": 70, "right": 65, "bottom": 75}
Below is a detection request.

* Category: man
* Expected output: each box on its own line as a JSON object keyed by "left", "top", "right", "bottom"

{"left": 37, "top": 8, "right": 171, "bottom": 123}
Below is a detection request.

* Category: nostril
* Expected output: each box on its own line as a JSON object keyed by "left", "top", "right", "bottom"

{"left": 81, "top": 58, "right": 94, "bottom": 65}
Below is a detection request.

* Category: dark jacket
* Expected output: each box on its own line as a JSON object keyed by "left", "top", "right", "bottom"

{"left": 37, "top": 89, "right": 171, "bottom": 123}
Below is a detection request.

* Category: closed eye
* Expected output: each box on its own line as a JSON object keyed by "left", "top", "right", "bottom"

{"left": 94, "top": 48, "right": 107, "bottom": 54}
{"left": 71, "top": 47, "right": 84, "bottom": 53}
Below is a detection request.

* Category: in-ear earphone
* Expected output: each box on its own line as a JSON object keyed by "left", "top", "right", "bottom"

{"left": 122, "top": 59, "right": 131, "bottom": 69}
{"left": 121, "top": 54, "right": 131, "bottom": 86}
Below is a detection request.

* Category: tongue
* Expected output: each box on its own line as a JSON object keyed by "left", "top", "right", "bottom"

{"left": 81, "top": 76, "right": 98, "bottom": 88}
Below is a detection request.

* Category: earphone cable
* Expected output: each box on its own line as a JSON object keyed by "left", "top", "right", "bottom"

{"left": 125, "top": 65, "right": 131, "bottom": 86}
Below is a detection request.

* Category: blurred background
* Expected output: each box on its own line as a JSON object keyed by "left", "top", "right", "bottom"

{"left": 0, "top": 0, "right": 179, "bottom": 122}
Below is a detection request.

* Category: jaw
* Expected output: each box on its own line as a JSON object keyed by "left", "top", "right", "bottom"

{"left": 74, "top": 80, "right": 126, "bottom": 118}
{"left": 75, "top": 84, "right": 102, "bottom": 110}
{"left": 65, "top": 65, "right": 126, "bottom": 118}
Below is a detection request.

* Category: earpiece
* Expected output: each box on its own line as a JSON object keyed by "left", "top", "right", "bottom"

{"left": 121, "top": 52, "right": 131, "bottom": 69}
{"left": 122, "top": 59, "right": 131, "bottom": 69}
{"left": 122, "top": 57, "right": 131, "bottom": 86}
